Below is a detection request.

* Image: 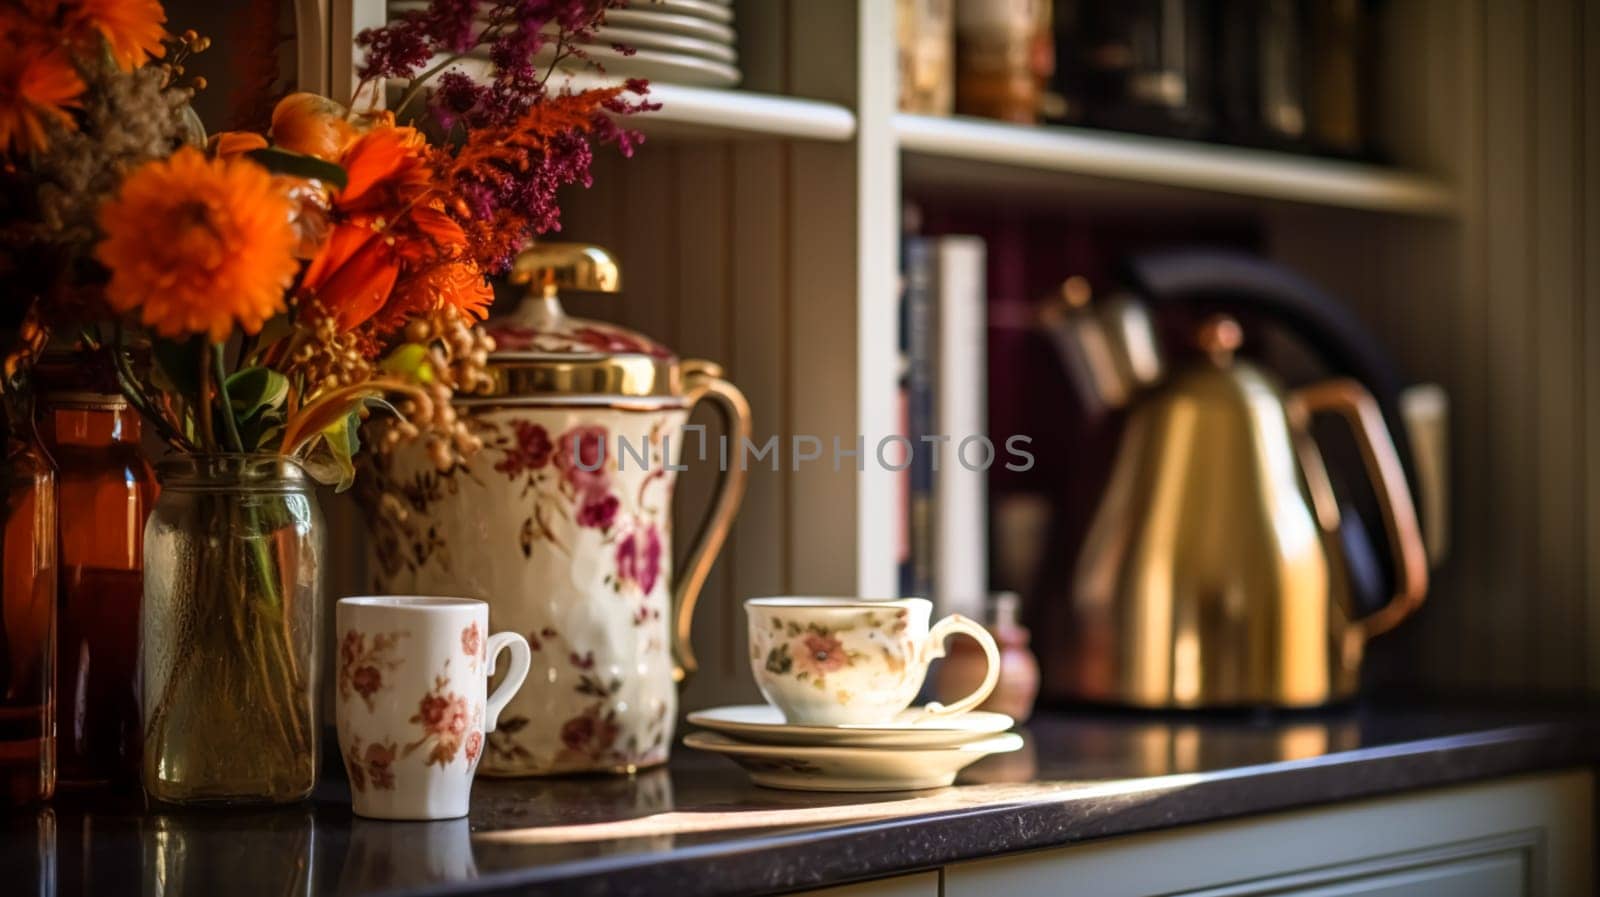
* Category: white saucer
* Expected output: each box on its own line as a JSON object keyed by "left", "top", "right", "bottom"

{"left": 603, "top": 9, "right": 735, "bottom": 43}
{"left": 498, "top": 43, "right": 741, "bottom": 87}
{"left": 640, "top": 0, "right": 734, "bottom": 23}
{"left": 684, "top": 731, "right": 1023, "bottom": 792}
{"left": 588, "top": 26, "right": 737, "bottom": 64}
{"left": 687, "top": 705, "right": 1014, "bottom": 749}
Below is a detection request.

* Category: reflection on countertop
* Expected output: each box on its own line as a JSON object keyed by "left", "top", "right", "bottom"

{"left": 5, "top": 703, "right": 1597, "bottom": 897}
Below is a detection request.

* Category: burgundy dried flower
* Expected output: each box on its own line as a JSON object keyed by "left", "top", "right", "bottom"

{"left": 356, "top": 20, "right": 432, "bottom": 80}
{"left": 354, "top": 0, "right": 656, "bottom": 274}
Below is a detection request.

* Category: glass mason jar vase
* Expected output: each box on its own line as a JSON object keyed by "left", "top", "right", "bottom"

{"left": 141, "top": 455, "right": 323, "bottom": 805}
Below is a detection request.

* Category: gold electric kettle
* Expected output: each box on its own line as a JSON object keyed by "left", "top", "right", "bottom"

{"left": 1065, "top": 253, "right": 1430, "bottom": 708}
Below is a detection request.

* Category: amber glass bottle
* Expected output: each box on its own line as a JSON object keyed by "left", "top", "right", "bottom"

{"left": 0, "top": 427, "right": 58, "bottom": 805}
{"left": 42, "top": 391, "right": 154, "bottom": 788}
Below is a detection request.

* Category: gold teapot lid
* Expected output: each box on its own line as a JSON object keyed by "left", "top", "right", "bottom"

{"left": 471, "top": 243, "right": 684, "bottom": 405}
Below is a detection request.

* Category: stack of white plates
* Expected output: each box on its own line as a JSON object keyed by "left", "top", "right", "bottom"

{"left": 587, "top": 0, "right": 740, "bottom": 87}
{"left": 685, "top": 705, "right": 1022, "bottom": 792}
{"left": 388, "top": 0, "right": 741, "bottom": 88}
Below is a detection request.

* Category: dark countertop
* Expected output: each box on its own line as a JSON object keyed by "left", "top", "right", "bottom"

{"left": 6, "top": 703, "right": 1597, "bottom": 897}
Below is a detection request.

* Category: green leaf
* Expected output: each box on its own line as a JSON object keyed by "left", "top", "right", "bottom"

{"left": 245, "top": 420, "right": 285, "bottom": 450}
{"left": 379, "top": 343, "right": 434, "bottom": 383}
{"left": 299, "top": 411, "right": 362, "bottom": 492}
{"left": 151, "top": 337, "right": 204, "bottom": 396}
{"left": 246, "top": 147, "right": 348, "bottom": 190}
{"left": 225, "top": 366, "right": 289, "bottom": 423}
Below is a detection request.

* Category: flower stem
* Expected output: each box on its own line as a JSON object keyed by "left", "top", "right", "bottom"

{"left": 197, "top": 346, "right": 217, "bottom": 452}
{"left": 391, "top": 7, "right": 514, "bottom": 118}
{"left": 104, "top": 325, "right": 192, "bottom": 450}
{"left": 393, "top": 57, "right": 462, "bottom": 119}
{"left": 212, "top": 344, "right": 246, "bottom": 452}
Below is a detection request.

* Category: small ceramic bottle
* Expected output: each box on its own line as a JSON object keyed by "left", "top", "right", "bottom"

{"left": 934, "top": 592, "right": 1039, "bottom": 722}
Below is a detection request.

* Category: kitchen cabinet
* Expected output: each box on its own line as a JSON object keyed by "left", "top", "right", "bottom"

{"left": 799, "top": 872, "right": 940, "bottom": 897}
{"left": 1247, "top": 852, "right": 1526, "bottom": 897}
{"left": 943, "top": 769, "right": 1592, "bottom": 897}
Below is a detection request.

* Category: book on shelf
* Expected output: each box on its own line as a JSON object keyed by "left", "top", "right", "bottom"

{"left": 901, "top": 237, "right": 935, "bottom": 600}
{"left": 900, "top": 234, "right": 989, "bottom": 620}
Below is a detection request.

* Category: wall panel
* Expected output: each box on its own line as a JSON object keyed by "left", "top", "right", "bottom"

{"left": 1268, "top": 0, "right": 1597, "bottom": 696}
{"left": 1585, "top": 0, "right": 1600, "bottom": 693}
{"left": 1382, "top": 0, "right": 1593, "bottom": 694}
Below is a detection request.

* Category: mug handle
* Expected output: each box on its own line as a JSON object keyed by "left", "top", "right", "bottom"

{"left": 484, "top": 632, "right": 532, "bottom": 732}
{"left": 920, "top": 614, "right": 1000, "bottom": 718}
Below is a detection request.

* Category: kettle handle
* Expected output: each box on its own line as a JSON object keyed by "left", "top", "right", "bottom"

{"left": 671, "top": 360, "right": 752, "bottom": 681}
{"left": 1121, "top": 250, "right": 1421, "bottom": 511}
{"left": 1286, "top": 379, "right": 1429, "bottom": 639}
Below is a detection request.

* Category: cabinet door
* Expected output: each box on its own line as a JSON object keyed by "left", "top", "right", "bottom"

{"left": 1257, "top": 850, "right": 1524, "bottom": 897}
{"left": 800, "top": 871, "right": 941, "bottom": 897}
{"left": 945, "top": 769, "right": 1592, "bottom": 897}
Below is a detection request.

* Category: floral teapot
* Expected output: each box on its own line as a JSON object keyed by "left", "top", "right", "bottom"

{"left": 364, "top": 243, "right": 749, "bottom": 775}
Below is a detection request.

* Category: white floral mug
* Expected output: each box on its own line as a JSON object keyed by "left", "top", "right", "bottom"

{"left": 336, "top": 596, "right": 531, "bottom": 820}
{"left": 746, "top": 597, "right": 1000, "bottom": 726}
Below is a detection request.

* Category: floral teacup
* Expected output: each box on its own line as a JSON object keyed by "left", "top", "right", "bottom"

{"left": 336, "top": 596, "right": 531, "bottom": 820}
{"left": 746, "top": 597, "right": 999, "bottom": 726}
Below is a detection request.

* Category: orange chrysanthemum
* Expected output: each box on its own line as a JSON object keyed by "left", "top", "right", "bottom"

{"left": 65, "top": 0, "right": 167, "bottom": 71}
{"left": 0, "top": 39, "right": 84, "bottom": 156}
{"left": 96, "top": 146, "right": 299, "bottom": 343}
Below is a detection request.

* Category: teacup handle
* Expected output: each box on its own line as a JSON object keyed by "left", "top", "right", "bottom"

{"left": 920, "top": 614, "right": 1000, "bottom": 718}
{"left": 484, "top": 632, "right": 532, "bottom": 732}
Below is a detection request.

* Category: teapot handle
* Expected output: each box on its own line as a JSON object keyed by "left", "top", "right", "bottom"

{"left": 671, "top": 360, "right": 752, "bottom": 681}
{"left": 1286, "top": 379, "right": 1429, "bottom": 639}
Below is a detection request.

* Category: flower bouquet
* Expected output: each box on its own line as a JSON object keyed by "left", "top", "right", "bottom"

{"left": 0, "top": 0, "right": 650, "bottom": 803}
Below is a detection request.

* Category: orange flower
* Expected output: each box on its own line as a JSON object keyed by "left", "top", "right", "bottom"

{"left": 378, "top": 258, "right": 492, "bottom": 334}
{"left": 337, "top": 122, "right": 432, "bottom": 213}
{"left": 300, "top": 123, "right": 471, "bottom": 333}
{"left": 270, "top": 92, "right": 359, "bottom": 161}
{"left": 428, "top": 259, "right": 492, "bottom": 321}
{"left": 62, "top": 0, "right": 168, "bottom": 71}
{"left": 204, "top": 130, "right": 335, "bottom": 258}
{"left": 207, "top": 130, "right": 269, "bottom": 159}
{"left": 0, "top": 40, "right": 84, "bottom": 156}
{"left": 96, "top": 146, "right": 298, "bottom": 342}
{"left": 300, "top": 223, "right": 401, "bottom": 331}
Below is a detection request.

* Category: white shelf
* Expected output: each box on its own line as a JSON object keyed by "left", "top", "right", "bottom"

{"left": 896, "top": 113, "right": 1457, "bottom": 216}
{"left": 416, "top": 59, "right": 857, "bottom": 142}
{"left": 637, "top": 82, "right": 857, "bottom": 142}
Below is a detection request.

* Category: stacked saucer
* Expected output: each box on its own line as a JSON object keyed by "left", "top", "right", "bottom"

{"left": 685, "top": 705, "right": 1022, "bottom": 792}
{"left": 387, "top": 0, "right": 741, "bottom": 87}
{"left": 589, "top": 0, "right": 740, "bottom": 87}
